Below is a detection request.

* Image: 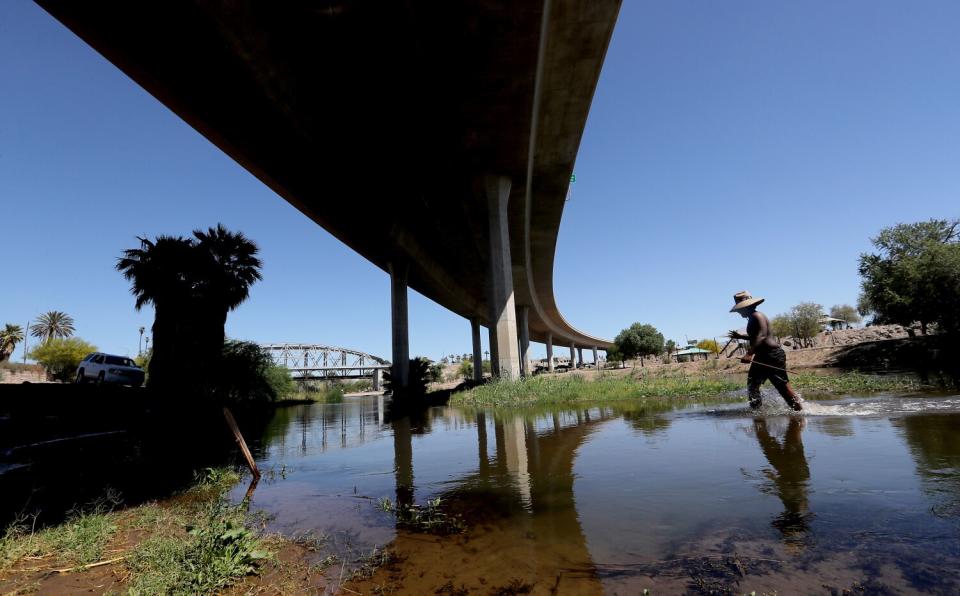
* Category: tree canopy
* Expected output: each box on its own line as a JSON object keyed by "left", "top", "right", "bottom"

{"left": 29, "top": 311, "right": 75, "bottom": 343}
{"left": 858, "top": 219, "right": 960, "bottom": 334}
{"left": 614, "top": 323, "right": 664, "bottom": 366}
{"left": 696, "top": 339, "right": 720, "bottom": 355}
{"left": 829, "top": 304, "right": 861, "bottom": 328}
{"left": 29, "top": 337, "right": 97, "bottom": 383}
{"left": 770, "top": 302, "right": 824, "bottom": 347}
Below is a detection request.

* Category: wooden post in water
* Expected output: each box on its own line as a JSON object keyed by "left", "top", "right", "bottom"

{"left": 223, "top": 407, "right": 260, "bottom": 480}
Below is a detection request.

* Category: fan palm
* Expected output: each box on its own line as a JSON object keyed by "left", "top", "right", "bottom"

{"left": 29, "top": 311, "right": 75, "bottom": 343}
{"left": 117, "top": 235, "right": 198, "bottom": 391}
{"left": 0, "top": 323, "right": 25, "bottom": 362}
{"left": 193, "top": 224, "right": 263, "bottom": 316}
{"left": 191, "top": 224, "right": 262, "bottom": 396}
{"left": 116, "top": 225, "right": 262, "bottom": 395}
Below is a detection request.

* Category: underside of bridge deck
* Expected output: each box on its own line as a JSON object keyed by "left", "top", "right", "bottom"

{"left": 37, "top": 0, "right": 619, "bottom": 379}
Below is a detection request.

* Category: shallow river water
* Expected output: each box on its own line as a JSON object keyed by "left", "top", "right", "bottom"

{"left": 232, "top": 392, "right": 960, "bottom": 594}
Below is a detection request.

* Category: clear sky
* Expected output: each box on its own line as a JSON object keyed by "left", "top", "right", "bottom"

{"left": 2, "top": 1, "right": 959, "bottom": 362}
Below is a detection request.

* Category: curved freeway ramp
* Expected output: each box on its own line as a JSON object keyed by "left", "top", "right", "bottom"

{"left": 37, "top": 0, "right": 620, "bottom": 377}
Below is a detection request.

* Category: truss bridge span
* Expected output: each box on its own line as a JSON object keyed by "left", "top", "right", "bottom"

{"left": 261, "top": 344, "right": 390, "bottom": 390}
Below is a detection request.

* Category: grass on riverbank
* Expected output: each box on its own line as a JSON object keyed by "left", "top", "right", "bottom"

{"left": 450, "top": 369, "right": 927, "bottom": 407}
{"left": 0, "top": 468, "right": 277, "bottom": 593}
{"left": 790, "top": 370, "right": 923, "bottom": 395}
{"left": 450, "top": 373, "right": 742, "bottom": 407}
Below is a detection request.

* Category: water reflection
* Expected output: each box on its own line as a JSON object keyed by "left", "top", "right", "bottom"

{"left": 896, "top": 413, "right": 960, "bottom": 517}
{"left": 751, "top": 417, "right": 812, "bottom": 544}
{"left": 378, "top": 405, "right": 610, "bottom": 592}
{"left": 242, "top": 394, "right": 960, "bottom": 594}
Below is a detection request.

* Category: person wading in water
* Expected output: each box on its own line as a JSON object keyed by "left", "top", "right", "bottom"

{"left": 727, "top": 291, "right": 803, "bottom": 411}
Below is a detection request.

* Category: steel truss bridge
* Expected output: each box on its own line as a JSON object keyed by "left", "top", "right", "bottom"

{"left": 261, "top": 344, "right": 390, "bottom": 387}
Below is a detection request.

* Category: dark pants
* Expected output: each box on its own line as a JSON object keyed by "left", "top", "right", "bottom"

{"left": 748, "top": 347, "right": 790, "bottom": 406}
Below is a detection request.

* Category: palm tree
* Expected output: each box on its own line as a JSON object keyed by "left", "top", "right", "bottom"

{"left": 118, "top": 234, "right": 200, "bottom": 392}
{"left": 0, "top": 324, "right": 25, "bottom": 362}
{"left": 192, "top": 223, "right": 263, "bottom": 331}
{"left": 29, "top": 311, "right": 75, "bottom": 343}
{"left": 116, "top": 225, "right": 262, "bottom": 395}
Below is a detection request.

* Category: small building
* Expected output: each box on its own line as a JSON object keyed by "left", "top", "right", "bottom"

{"left": 673, "top": 347, "right": 712, "bottom": 363}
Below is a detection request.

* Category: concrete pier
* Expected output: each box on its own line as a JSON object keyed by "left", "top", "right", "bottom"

{"left": 577, "top": 347, "right": 583, "bottom": 369}
{"left": 389, "top": 261, "right": 409, "bottom": 390}
{"left": 518, "top": 305, "right": 530, "bottom": 377}
{"left": 546, "top": 333, "right": 554, "bottom": 373}
{"left": 485, "top": 175, "right": 521, "bottom": 379}
{"left": 593, "top": 346, "right": 599, "bottom": 369}
{"left": 569, "top": 343, "right": 576, "bottom": 369}
{"left": 471, "top": 317, "right": 483, "bottom": 383}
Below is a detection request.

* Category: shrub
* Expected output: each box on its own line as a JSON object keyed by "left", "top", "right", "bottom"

{"left": 28, "top": 337, "right": 98, "bottom": 382}
{"left": 384, "top": 357, "right": 433, "bottom": 397}
{"left": 216, "top": 340, "right": 292, "bottom": 402}
{"left": 457, "top": 360, "right": 473, "bottom": 379}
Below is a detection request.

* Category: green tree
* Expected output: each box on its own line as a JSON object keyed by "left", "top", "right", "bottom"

{"left": 829, "top": 304, "right": 861, "bottom": 329}
{"left": 117, "top": 224, "right": 262, "bottom": 395}
{"left": 606, "top": 346, "right": 624, "bottom": 368}
{"left": 29, "top": 337, "right": 97, "bottom": 383}
{"left": 858, "top": 219, "right": 960, "bottom": 335}
{"left": 217, "top": 340, "right": 292, "bottom": 402}
{"left": 428, "top": 361, "right": 444, "bottom": 382}
{"left": 457, "top": 360, "right": 473, "bottom": 380}
{"left": 29, "top": 311, "right": 75, "bottom": 343}
{"left": 789, "top": 302, "right": 824, "bottom": 347}
{"left": 696, "top": 339, "right": 720, "bottom": 356}
{"left": 770, "top": 314, "right": 793, "bottom": 340}
{"left": 614, "top": 323, "right": 664, "bottom": 367}
{"left": 0, "top": 324, "right": 25, "bottom": 362}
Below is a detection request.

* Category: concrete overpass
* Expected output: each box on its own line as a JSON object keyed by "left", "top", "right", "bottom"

{"left": 37, "top": 0, "right": 620, "bottom": 388}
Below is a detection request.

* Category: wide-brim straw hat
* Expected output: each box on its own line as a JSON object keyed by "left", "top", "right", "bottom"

{"left": 730, "top": 290, "right": 765, "bottom": 312}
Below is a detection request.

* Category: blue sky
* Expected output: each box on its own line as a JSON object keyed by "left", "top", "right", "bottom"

{"left": 2, "top": 1, "right": 959, "bottom": 362}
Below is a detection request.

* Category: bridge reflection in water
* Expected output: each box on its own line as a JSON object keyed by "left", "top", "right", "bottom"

{"left": 247, "top": 397, "right": 610, "bottom": 593}
{"left": 239, "top": 394, "right": 960, "bottom": 594}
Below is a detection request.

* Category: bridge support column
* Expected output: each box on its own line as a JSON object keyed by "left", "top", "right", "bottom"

{"left": 546, "top": 333, "right": 554, "bottom": 373}
{"left": 372, "top": 368, "right": 382, "bottom": 392}
{"left": 488, "top": 327, "right": 499, "bottom": 377}
{"left": 577, "top": 347, "right": 583, "bottom": 368}
{"left": 569, "top": 343, "right": 576, "bottom": 369}
{"left": 593, "top": 346, "right": 599, "bottom": 370}
{"left": 471, "top": 317, "right": 483, "bottom": 383}
{"left": 518, "top": 306, "right": 530, "bottom": 377}
{"left": 389, "top": 261, "right": 409, "bottom": 391}
{"left": 484, "top": 175, "right": 521, "bottom": 379}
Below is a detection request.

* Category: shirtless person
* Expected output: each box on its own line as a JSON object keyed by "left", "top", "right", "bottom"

{"left": 727, "top": 291, "right": 803, "bottom": 411}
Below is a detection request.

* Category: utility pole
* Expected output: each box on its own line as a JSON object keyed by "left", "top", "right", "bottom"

{"left": 23, "top": 319, "right": 29, "bottom": 363}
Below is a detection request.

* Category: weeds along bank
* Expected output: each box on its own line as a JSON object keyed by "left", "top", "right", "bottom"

{"left": 0, "top": 468, "right": 332, "bottom": 594}
{"left": 450, "top": 370, "right": 926, "bottom": 408}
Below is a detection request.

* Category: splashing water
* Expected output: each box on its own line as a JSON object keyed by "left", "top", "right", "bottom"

{"left": 702, "top": 390, "right": 960, "bottom": 418}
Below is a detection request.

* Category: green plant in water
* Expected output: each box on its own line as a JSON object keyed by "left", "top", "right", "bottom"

{"left": 375, "top": 496, "right": 464, "bottom": 535}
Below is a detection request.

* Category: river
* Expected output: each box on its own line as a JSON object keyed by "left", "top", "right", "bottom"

{"left": 233, "top": 391, "right": 960, "bottom": 594}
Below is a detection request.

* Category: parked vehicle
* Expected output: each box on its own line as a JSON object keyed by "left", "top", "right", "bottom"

{"left": 75, "top": 352, "right": 145, "bottom": 387}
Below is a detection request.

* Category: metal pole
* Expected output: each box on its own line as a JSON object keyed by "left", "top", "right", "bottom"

{"left": 23, "top": 319, "right": 29, "bottom": 363}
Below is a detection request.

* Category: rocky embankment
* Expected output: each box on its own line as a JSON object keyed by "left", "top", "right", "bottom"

{"left": 781, "top": 323, "right": 917, "bottom": 349}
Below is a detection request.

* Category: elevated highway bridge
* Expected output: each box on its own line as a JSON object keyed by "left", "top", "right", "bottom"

{"left": 37, "top": 0, "right": 621, "bottom": 391}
